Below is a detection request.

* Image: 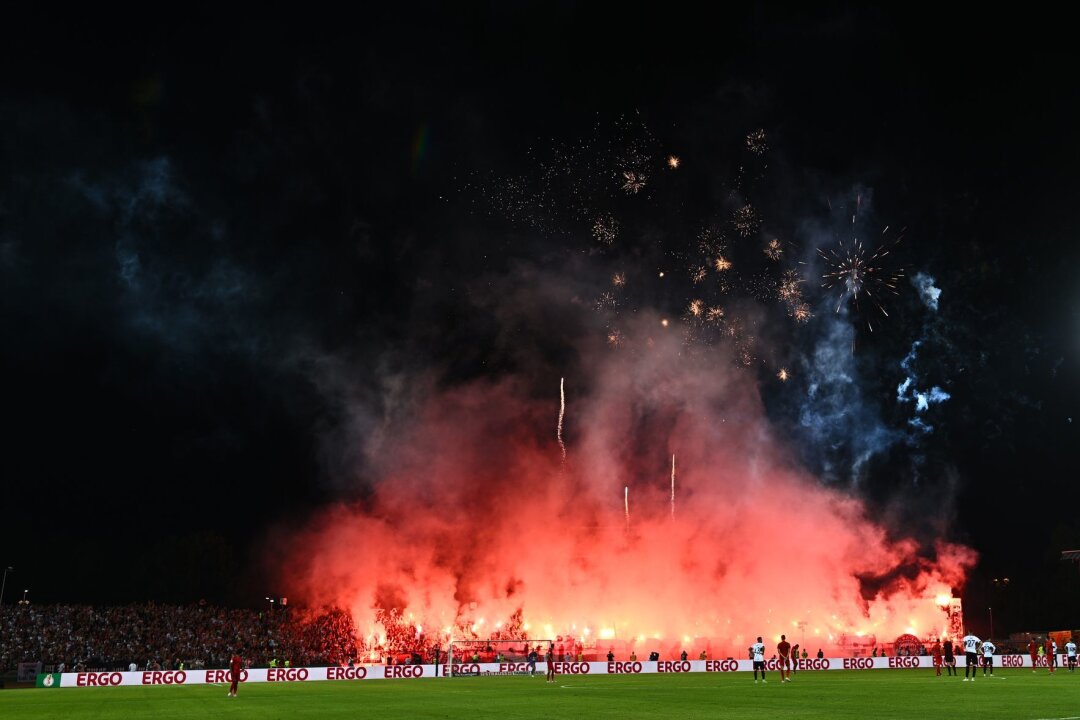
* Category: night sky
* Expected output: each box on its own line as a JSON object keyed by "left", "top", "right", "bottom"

{"left": 2, "top": 5, "right": 1078, "bottom": 636}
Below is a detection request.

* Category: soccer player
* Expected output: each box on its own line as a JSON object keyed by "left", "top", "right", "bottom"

{"left": 750, "top": 636, "right": 767, "bottom": 683}
{"left": 1065, "top": 639, "right": 1077, "bottom": 672}
{"left": 228, "top": 653, "right": 242, "bottom": 697}
{"left": 791, "top": 643, "right": 800, "bottom": 677}
{"left": 943, "top": 639, "right": 956, "bottom": 676}
{"left": 527, "top": 647, "right": 538, "bottom": 676}
{"left": 1045, "top": 636, "right": 1056, "bottom": 674}
{"left": 1029, "top": 638, "right": 1040, "bottom": 673}
{"left": 545, "top": 643, "right": 556, "bottom": 683}
{"left": 931, "top": 640, "right": 943, "bottom": 676}
{"left": 980, "top": 639, "right": 995, "bottom": 676}
{"left": 961, "top": 633, "right": 980, "bottom": 681}
{"left": 776, "top": 635, "right": 791, "bottom": 682}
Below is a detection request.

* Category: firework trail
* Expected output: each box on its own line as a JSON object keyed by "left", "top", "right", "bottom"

{"left": 558, "top": 377, "right": 567, "bottom": 462}
{"left": 624, "top": 485, "right": 630, "bottom": 530}
{"left": 670, "top": 454, "right": 676, "bottom": 520}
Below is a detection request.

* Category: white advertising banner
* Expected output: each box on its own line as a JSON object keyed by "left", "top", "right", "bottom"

{"left": 37, "top": 654, "right": 1066, "bottom": 688}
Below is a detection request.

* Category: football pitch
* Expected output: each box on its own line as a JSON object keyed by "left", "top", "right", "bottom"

{"left": 3, "top": 670, "right": 1079, "bottom": 720}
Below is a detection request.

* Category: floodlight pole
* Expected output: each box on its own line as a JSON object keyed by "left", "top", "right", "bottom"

{"left": 988, "top": 607, "right": 993, "bottom": 639}
{"left": 0, "top": 567, "right": 12, "bottom": 608}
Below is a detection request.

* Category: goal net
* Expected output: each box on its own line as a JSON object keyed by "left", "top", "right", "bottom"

{"left": 446, "top": 639, "right": 552, "bottom": 676}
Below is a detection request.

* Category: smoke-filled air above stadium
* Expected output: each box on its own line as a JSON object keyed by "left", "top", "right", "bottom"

{"left": 278, "top": 122, "right": 977, "bottom": 657}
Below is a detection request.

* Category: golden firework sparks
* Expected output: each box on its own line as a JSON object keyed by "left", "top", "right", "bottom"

{"left": 705, "top": 306, "right": 725, "bottom": 323}
{"left": 714, "top": 256, "right": 732, "bottom": 272}
{"left": 764, "top": 238, "right": 783, "bottom": 260}
{"left": 607, "top": 328, "right": 623, "bottom": 347}
{"left": 612, "top": 272, "right": 626, "bottom": 287}
{"left": 592, "top": 215, "right": 618, "bottom": 245}
{"left": 777, "top": 368, "right": 790, "bottom": 382}
{"left": 660, "top": 318, "right": 670, "bottom": 328}
{"left": 690, "top": 265, "right": 707, "bottom": 284}
{"left": 733, "top": 205, "right": 760, "bottom": 237}
{"left": 746, "top": 128, "right": 768, "bottom": 155}
{"left": 667, "top": 155, "right": 680, "bottom": 169}
{"left": 621, "top": 170, "right": 646, "bottom": 194}
{"left": 687, "top": 299, "right": 704, "bottom": 317}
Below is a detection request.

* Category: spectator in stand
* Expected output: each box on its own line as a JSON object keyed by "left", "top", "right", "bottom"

{"left": 607, "top": 649, "right": 614, "bottom": 662}
{"left": 816, "top": 649, "right": 823, "bottom": 659}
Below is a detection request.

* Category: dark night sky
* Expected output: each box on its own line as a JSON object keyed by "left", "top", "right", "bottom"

{"left": 1, "top": 4, "right": 1078, "bottom": 634}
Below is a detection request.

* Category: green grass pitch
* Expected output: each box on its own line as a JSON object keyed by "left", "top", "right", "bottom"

{"left": 3, "top": 670, "right": 1079, "bottom": 719}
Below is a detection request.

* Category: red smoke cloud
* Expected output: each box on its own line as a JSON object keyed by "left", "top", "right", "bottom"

{"left": 281, "top": 322, "right": 975, "bottom": 656}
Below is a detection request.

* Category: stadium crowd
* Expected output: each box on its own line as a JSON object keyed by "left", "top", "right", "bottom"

{"left": 0, "top": 603, "right": 361, "bottom": 672}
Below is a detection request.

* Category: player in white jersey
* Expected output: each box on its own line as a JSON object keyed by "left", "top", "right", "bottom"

{"left": 980, "top": 640, "right": 995, "bottom": 676}
{"left": 1066, "top": 641, "right": 1077, "bottom": 672}
{"left": 750, "top": 637, "right": 767, "bottom": 683}
{"left": 961, "top": 634, "right": 980, "bottom": 681}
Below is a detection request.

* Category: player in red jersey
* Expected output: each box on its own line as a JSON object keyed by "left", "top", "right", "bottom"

{"left": 1045, "top": 637, "right": 1055, "bottom": 674}
{"left": 228, "top": 653, "right": 242, "bottom": 697}
{"left": 1028, "top": 639, "right": 1039, "bottom": 673}
{"left": 776, "top": 635, "right": 792, "bottom": 682}
{"left": 545, "top": 643, "right": 556, "bottom": 683}
{"left": 931, "top": 641, "right": 943, "bottom": 676}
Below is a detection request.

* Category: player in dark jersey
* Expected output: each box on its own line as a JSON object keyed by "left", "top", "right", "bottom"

{"left": 943, "top": 639, "right": 956, "bottom": 676}
{"left": 545, "top": 643, "right": 556, "bottom": 683}
{"left": 228, "top": 654, "right": 242, "bottom": 697}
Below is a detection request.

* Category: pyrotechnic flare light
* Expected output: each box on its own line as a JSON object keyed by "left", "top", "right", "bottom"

{"left": 624, "top": 486, "right": 629, "bottom": 529}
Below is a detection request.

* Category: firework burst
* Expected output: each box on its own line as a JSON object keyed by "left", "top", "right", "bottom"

{"left": 764, "top": 238, "right": 783, "bottom": 261}
{"left": 746, "top": 128, "right": 768, "bottom": 155}
{"left": 733, "top": 205, "right": 761, "bottom": 237}
{"left": 621, "top": 171, "right": 646, "bottom": 194}
{"left": 818, "top": 220, "right": 905, "bottom": 331}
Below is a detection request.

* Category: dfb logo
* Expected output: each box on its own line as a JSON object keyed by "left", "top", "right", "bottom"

{"left": 384, "top": 665, "right": 423, "bottom": 679}
{"left": 843, "top": 658, "right": 873, "bottom": 670}
{"left": 607, "top": 661, "right": 643, "bottom": 674}
{"left": 705, "top": 660, "right": 739, "bottom": 672}
{"left": 327, "top": 666, "right": 368, "bottom": 680}
{"left": 76, "top": 672, "right": 123, "bottom": 687}
{"left": 140, "top": 671, "right": 187, "bottom": 685}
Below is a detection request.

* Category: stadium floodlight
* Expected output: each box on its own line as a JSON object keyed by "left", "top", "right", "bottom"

{"left": 0, "top": 566, "right": 12, "bottom": 608}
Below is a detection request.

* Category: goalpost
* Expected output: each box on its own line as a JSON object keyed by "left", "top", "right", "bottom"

{"left": 446, "top": 639, "right": 552, "bottom": 677}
